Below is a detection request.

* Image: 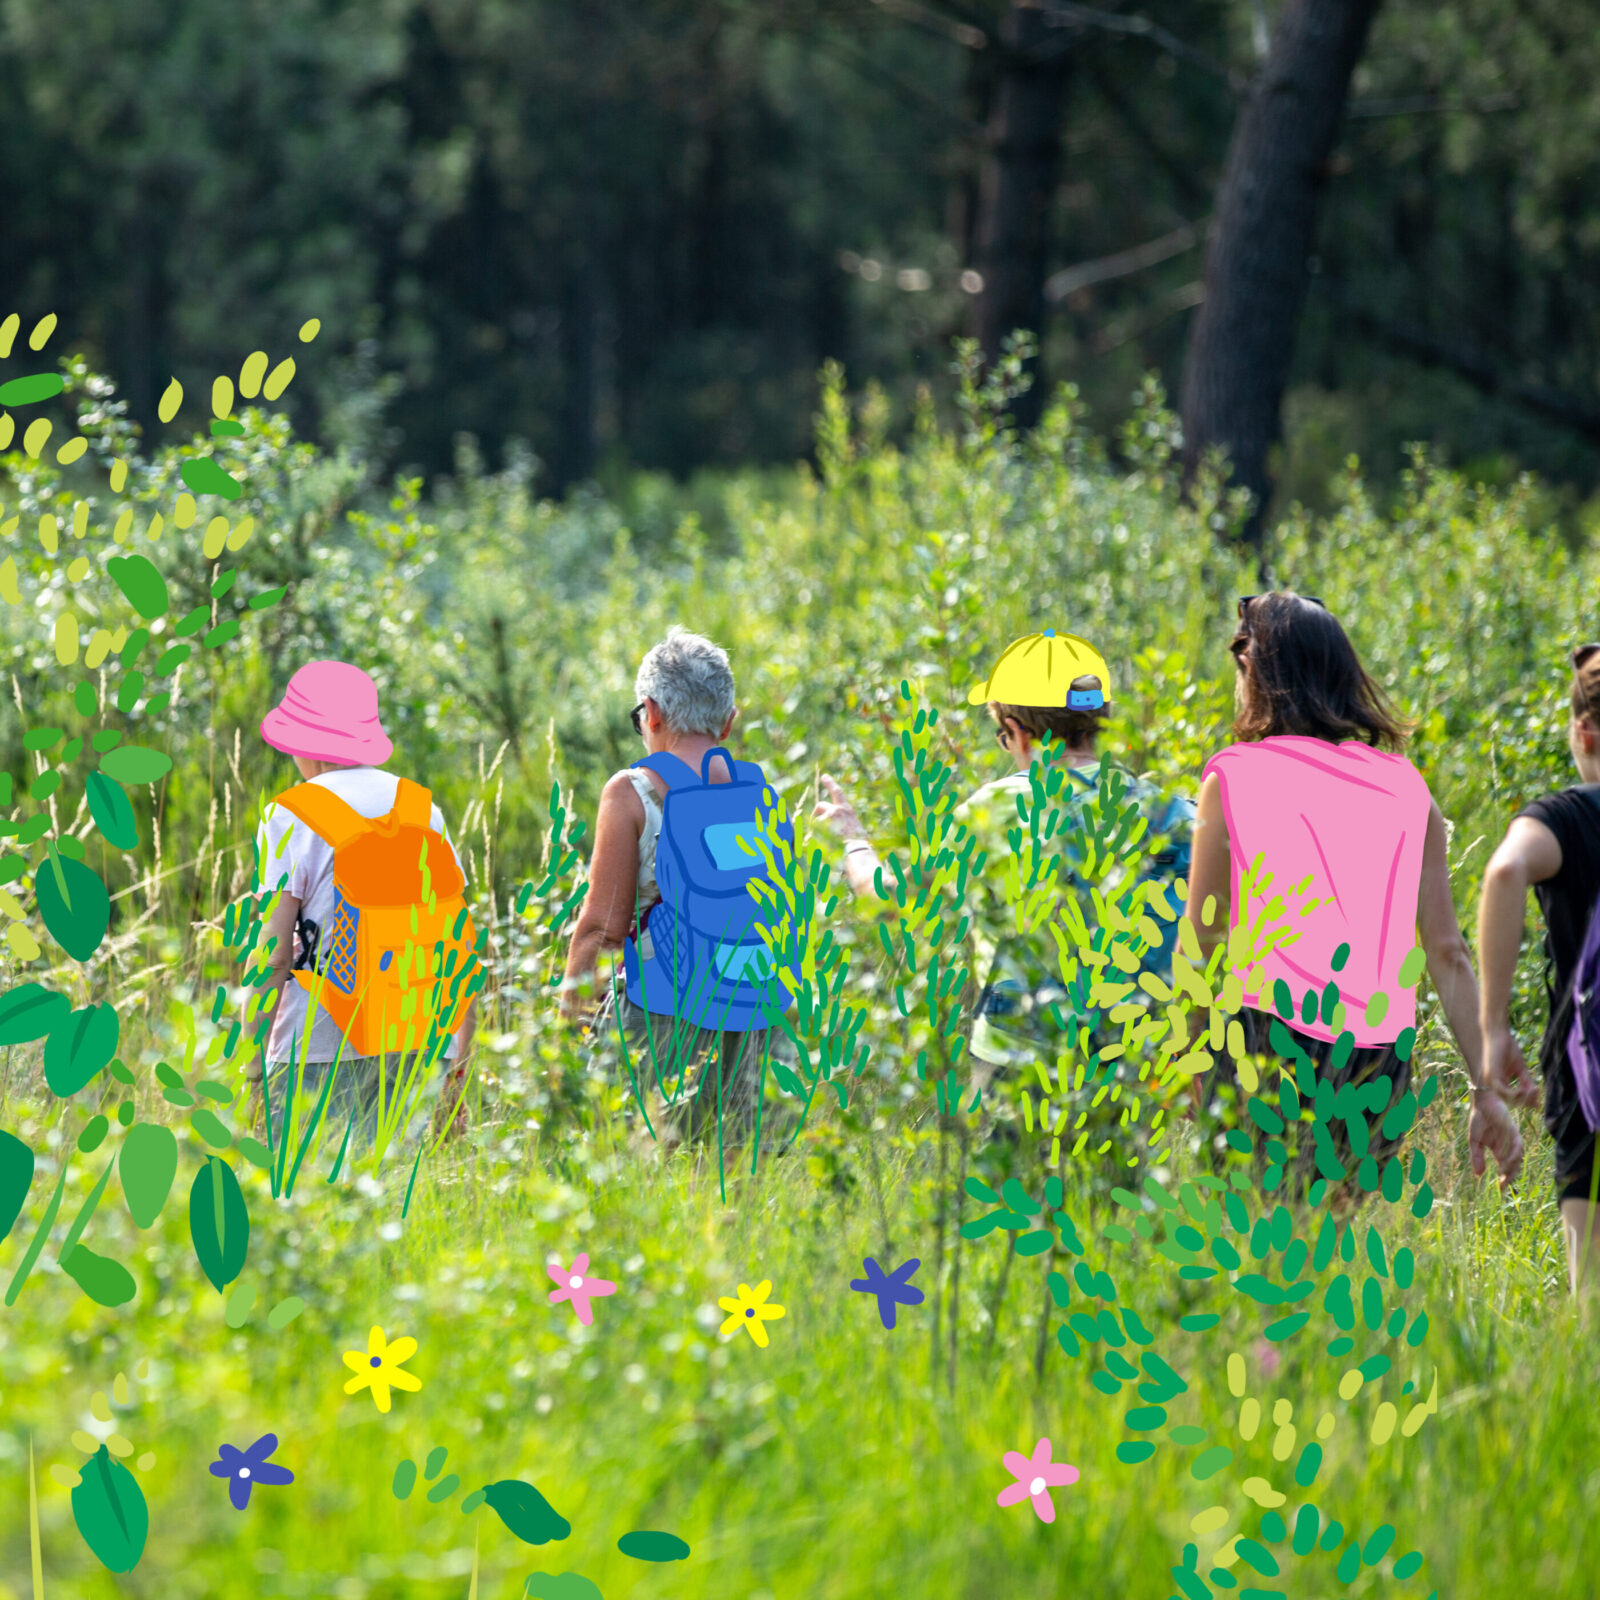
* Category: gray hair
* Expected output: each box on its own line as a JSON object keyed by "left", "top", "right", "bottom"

{"left": 635, "top": 628, "right": 736, "bottom": 736}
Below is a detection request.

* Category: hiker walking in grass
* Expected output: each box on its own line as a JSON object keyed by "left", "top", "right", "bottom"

{"left": 562, "top": 629, "right": 791, "bottom": 1151}
{"left": 1476, "top": 644, "right": 1600, "bottom": 1292}
{"left": 251, "top": 660, "right": 479, "bottom": 1151}
{"left": 815, "top": 632, "right": 1193, "bottom": 1136}
{"left": 1186, "top": 592, "right": 1523, "bottom": 1193}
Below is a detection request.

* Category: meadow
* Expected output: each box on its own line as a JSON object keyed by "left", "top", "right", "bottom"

{"left": 3, "top": 347, "right": 1600, "bottom": 1598}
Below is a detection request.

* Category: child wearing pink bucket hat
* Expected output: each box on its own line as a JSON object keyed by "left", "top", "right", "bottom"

{"left": 253, "top": 660, "right": 476, "bottom": 1143}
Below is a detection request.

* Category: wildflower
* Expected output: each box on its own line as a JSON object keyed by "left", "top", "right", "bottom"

{"left": 717, "top": 1279, "right": 786, "bottom": 1348}
{"left": 341, "top": 1326, "right": 422, "bottom": 1413}
{"left": 547, "top": 1253, "right": 618, "bottom": 1327}
{"left": 209, "top": 1433, "right": 294, "bottom": 1510}
{"left": 996, "top": 1436, "right": 1079, "bottom": 1524}
{"left": 1252, "top": 1337, "right": 1282, "bottom": 1381}
{"left": 849, "top": 1256, "right": 924, "bottom": 1329}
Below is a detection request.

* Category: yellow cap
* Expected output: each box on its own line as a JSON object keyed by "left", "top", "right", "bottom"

{"left": 966, "top": 630, "right": 1112, "bottom": 708}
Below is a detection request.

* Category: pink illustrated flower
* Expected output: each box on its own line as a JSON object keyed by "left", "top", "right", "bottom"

{"left": 996, "top": 1436, "right": 1080, "bottom": 1524}
{"left": 547, "top": 1253, "right": 617, "bottom": 1326}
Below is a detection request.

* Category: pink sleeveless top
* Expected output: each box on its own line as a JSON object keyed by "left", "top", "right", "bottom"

{"left": 1203, "top": 737, "right": 1432, "bottom": 1046}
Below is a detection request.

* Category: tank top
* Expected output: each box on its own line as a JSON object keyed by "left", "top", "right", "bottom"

{"left": 1203, "top": 737, "right": 1432, "bottom": 1046}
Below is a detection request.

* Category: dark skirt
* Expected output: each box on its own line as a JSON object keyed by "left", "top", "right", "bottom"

{"left": 1199, "top": 1008, "right": 1412, "bottom": 1195}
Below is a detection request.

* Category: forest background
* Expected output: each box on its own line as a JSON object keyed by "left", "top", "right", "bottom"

{"left": 4, "top": 1, "right": 1600, "bottom": 1597}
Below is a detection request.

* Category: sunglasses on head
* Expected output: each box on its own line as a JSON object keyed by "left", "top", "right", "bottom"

{"left": 630, "top": 702, "right": 647, "bottom": 736}
{"left": 1231, "top": 594, "right": 1327, "bottom": 657}
{"left": 1575, "top": 644, "right": 1600, "bottom": 670}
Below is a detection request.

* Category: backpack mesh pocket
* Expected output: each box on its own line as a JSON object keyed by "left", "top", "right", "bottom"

{"left": 323, "top": 890, "right": 359, "bottom": 994}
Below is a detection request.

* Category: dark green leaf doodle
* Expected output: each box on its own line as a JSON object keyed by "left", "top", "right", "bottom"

{"left": 481, "top": 1479, "right": 572, "bottom": 1545}
{"left": 0, "top": 1129, "right": 34, "bottom": 1241}
{"left": 106, "top": 554, "right": 170, "bottom": 620}
{"left": 71, "top": 1445, "right": 149, "bottom": 1572}
{"left": 84, "top": 773, "right": 139, "bottom": 851}
{"left": 98, "top": 745, "right": 173, "bottom": 785}
{"left": 0, "top": 982, "right": 71, "bottom": 1044}
{"left": 119, "top": 1123, "right": 178, "bottom": 1228}
{"left": 61, "top": 1244, "right": 137, "bottom": 1306}
{"left": 618, "top": 1531, "right": 691, "bottom": 1562}
{"left": 35, "top": 857, "right": 112, "bottom": 961}
{"left": 188, "top": 1155, "right": 249, "bottom": 1291}
{"left": 43, "top": 1003, "right": 120, "bottom": 1097}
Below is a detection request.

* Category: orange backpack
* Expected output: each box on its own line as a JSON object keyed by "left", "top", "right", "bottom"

{"left": 268, "top": 777, "right": 479, "bottom": 1059}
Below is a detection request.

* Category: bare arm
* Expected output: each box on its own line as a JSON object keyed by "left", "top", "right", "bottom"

{"left": 1416, "top": 799, "right": 1485, "bottom": 1088}
{"left": 813, "top": 772, "right": 884, "bottom": 900}
{"left": 1477, "top": 815, "right": 1560, "bottom": 1107}
{"left": 259, "top": 888, "right": 300, "bottom": 1040}
{"left": 561, "top": 774, "right": 646, "bottom": 1022}
{"left": 1185, "top": 772, "right": 1231, "bottom": 961}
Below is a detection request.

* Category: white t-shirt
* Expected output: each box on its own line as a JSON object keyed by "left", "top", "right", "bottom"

{"left": 255, "top": 766, "right": 467, "bottom": 1066}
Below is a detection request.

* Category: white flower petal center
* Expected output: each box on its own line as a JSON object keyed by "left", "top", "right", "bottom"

{"left": 1029, "top": 1476, "right": 1045, "bottom": 1497}
{"left": 239, "top": 1467, "right": 251, "bottom": 1479}
{"left": 570, "top": 1275, "right": 584, "bottom": 1289}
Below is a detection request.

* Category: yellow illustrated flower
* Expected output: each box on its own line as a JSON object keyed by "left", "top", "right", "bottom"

{"left": 718, "top": 1279, "right": 786, "bottom": 1348}
{"left": 341, "top": 1326, "right": 422, "bottom": 1413}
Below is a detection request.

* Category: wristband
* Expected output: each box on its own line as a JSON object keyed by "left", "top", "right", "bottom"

{"left": 844, "top": 840, "right": 875, "bottom": 856}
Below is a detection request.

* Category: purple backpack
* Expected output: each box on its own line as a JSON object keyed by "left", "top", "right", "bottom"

{"left": 1567, "top": 887, "right": 1600, "bottom": 1131}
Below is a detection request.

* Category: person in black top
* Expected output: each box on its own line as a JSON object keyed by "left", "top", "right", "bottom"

{"left": 1478, "top": 643, "right": 1600, "bottom": 1293}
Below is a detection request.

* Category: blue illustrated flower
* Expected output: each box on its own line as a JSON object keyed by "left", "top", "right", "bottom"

{"left": 850, "top": 1256, "right": 924, "bottom": 1329}
{"left": 209, "top": 1433, "right": 295, "bottom": 1510}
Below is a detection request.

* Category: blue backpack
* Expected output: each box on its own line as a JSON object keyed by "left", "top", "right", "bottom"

{"left": 623, "top": 747, "right": 797, "bottom": 1032}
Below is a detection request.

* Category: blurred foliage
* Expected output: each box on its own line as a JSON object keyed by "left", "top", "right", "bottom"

{"left": 4, "top": 0, "right": 1600, "bottom": 509}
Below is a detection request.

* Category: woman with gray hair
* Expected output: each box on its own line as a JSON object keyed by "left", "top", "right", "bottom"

{"left": 561, "top": 628, "right": 769, "bottom": 1147}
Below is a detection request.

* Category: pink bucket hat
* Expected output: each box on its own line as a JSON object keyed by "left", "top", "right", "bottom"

{"left": 260, "top": 661, "right": 394, "bottom": 766}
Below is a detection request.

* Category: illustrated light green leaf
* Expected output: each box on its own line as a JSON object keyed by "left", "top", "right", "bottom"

{"left": 61, "top": 1245, "right": 137, "bottom": 1307}
{"left": 188, "top": 1154, "right": 249, "bottom": 1291}
{"left": 85, "top": 772, "right": 139, "bottom": 850}
{"left": 0, "top": 983, "right": 71, "bottom": 1045}
{"left": 35, "top": 857, "right": 112, "bottom": 961}
{"left": 617, "top": 1531, "right": 691, "bottom": 1563}
{"left": 106, "top": 554, "right": 169, "bottom": 620}
{"left": 98, "top": 746, "right": 173, "bottom": 786}
{"left": 481, "top": 1479, "right": 571, "bottom": 1545}
{"left": 43, "top": 1003, "right": 119, "bottom": 1097}
{"left": 71, "top": 1445, "right": 149, "bottom": 1572}
{"left": 524, "top": 1575, "right": 602, "bottom": 1600}
{"left": 0, "top": 1129, "right": 34, "bottom": 1241}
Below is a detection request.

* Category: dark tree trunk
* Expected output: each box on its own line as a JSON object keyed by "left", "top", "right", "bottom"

{"left": 1179, "top": 0, "right": 1383, "bottom": 541}
{"left": 970, "top": 1, "right": 1071, "bottom": 426}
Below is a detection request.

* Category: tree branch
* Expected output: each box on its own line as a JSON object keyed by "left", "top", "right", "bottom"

{"left": 1037, "top": 0, "right": 1238, "bottom": 83}
{"left": 1044, "top": 217, "right": 1207, "bottom": 302}
{"left": 1324, "top": 283, "right": 1600, "bottom": 446}
{"left": 866, "top": 0, "right": 988, "bottom": 49}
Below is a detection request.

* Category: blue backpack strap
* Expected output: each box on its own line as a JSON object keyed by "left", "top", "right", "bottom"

{"left": 633, "top": 752, "right": 702, "bottom": 790}
{"left": 699, "top": 746, "right": 739, "bottom": 785}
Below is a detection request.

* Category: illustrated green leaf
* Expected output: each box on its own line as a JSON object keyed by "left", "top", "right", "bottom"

{"left": 71, "top": 1444, "right": 149, "bottom": 1572}
{"left": 179, "top": 455, "right": 243, "bottom": 500}
{"left": 0, "top": 372, "right": 64, "bottom": 406}
{"left": 524, "top": 1575, "right": 602, "bottom": 1600}
{"left": 43, "top": 1003, "right": 120, "bottom": 1097}
{"left": 617, "top": 1531, "right": 691, "bottom": 1563}
{"left": 61, "top": 1244, "right": 137, "bottom": 1307}
{"left": 481, "top": 1479, "right": 571, "bottom": 1545}
{"left": 119, "top": 1123, "right": 178, "bottom": 1228}
{"left": 85, "top": 772, "right": 140, "bottom": 851}
{"left": 0, "top": 983, "right": 71, "bottom": 1045}
{"left": 98, "top": 745, "right": 173, "bottom": 786}
{"left": 0, "top": 1128, "right": 34, "bottom": 1241}
{"left": 188, "top": 1154, "right": 249, "bottom": 1291}
{"left": 106, "top": 555, "right": 169, "bottom": 620}
{"left": 35, "top": 857, "right": 112, "bottom": 961}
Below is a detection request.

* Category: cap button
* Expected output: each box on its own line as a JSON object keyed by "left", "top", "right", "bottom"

{"left": 1043, "top": 629, "right": 1055, "bottom": 638}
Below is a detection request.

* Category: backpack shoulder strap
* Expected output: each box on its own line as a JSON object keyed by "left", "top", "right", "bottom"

{"left": 389, "top": 777, "right": 433, "bottom": 831}
{"left": 270, "top": 783, "right": 373, "bottom": 850}
{"left": 633, "top": 752, "right": 703, "bottom": 791}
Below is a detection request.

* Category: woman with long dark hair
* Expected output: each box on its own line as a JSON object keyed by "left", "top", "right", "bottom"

{"left": 1185, "top": 592, "right": 1523, "bottom": 1191}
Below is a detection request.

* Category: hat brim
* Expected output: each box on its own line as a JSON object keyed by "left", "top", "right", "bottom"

{"left": 260, "top": 707, "right": 393, "bottom": 766}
